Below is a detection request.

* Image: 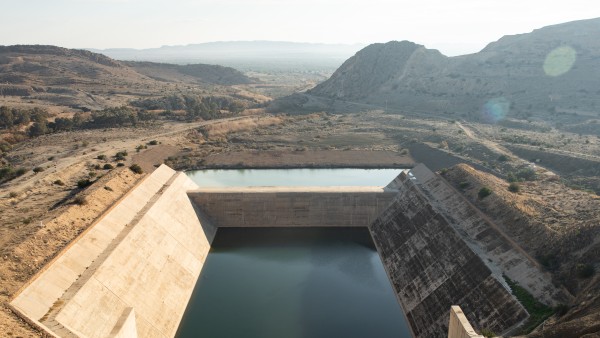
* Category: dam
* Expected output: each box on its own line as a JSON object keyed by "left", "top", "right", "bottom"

{"left": 9, "top": 164, "right": 567, "bottom": 337}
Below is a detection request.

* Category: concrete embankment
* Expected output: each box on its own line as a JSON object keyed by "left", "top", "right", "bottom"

{"left": 10, "top": 165, "right": 210, "bottom": 338}
{"left": 370, "top": 164, "right": 569, "bottom": 337}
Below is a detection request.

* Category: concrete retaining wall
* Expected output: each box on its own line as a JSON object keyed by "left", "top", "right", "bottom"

{"left": 10, "top": 165, "right": 210, "bottom": 338}
{"left": 189, "top": 186, "right": 397, "bottom": 228}
{"left": 369, "top": 169, "right": 529, "bottom": 337}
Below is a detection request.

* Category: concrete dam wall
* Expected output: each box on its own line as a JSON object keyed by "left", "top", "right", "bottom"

{"left": 9, "top": 164, "right": 564, "bottom": 337}
{"left": 10, "top": 166, "right": 211, "bottom": 338}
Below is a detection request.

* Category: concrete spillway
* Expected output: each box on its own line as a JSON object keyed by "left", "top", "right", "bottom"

{"left": 9, "top": 164, "right": 565, "bottom": 337}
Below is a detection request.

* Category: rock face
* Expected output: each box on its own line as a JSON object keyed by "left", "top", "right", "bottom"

{"left": 309, "top": 18, "right": 600, "bottom": 118}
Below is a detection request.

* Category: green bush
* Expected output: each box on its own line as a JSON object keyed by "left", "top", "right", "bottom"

{"left": 116, "top": 162, "right": 125, "bottom": 167}
{"left": 97, "top": 154, "right": 107, "bottom": 160}
{"left": 459, "top": 181, "right": 470, "bottom": 189}
{"left": 576, "top": 263, "right": 595, "bottom": 279}
{"left": 478, "top": 187, "right": 493, "bottom": 199}
{"left": 508, "top": 182, "right": 520, "bottom": 193}
{"left": 103, "top": 163, "right": 114, "bottom": 170}
{"left": 8, "top": 191, "right": 18, "bottom": 198}
{"left": 129, "top": 164, "right": 143, "bottom": 174}
{"left": 497, "top": 154, "right": 509, "bottom": 162}
{"left": 53, "top": 179, "right": 65, "bottom": 186}
{"left": 32, "top": 166, "right": 45, "bottom": 173}
{"left": 148, "top": 140, "right": 159, "bottom": 145}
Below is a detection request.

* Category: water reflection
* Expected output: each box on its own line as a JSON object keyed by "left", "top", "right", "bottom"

{"left": 176, "top": 227, "right": 410, "bottom": 338}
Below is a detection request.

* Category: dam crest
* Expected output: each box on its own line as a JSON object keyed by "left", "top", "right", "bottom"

{"left": 9, "top": 164, "right": 566, "bottom": 337}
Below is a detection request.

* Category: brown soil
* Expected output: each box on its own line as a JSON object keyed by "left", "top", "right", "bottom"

{"left": 201, "top": 149, "right": 413, "bottom": 168}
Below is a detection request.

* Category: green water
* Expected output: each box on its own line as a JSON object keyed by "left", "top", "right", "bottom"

{"left": 178, "top": 169, "right": 411, "bottom": 338}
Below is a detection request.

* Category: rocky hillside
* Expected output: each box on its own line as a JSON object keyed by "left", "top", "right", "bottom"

{"left": 308, "top": 18, "right": 600, "bottom": 120}
{"left": 0, "top": 45, "right": 255, "bottom": 111}
{"left": 123, "top": 61, "right": 256, "bottom": 86}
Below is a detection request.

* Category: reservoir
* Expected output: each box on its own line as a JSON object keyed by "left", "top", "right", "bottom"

{"left": 177, "top": 169, "right": 411, "bottom": 338}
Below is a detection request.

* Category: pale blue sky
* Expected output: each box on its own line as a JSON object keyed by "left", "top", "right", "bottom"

{"left": 2, "top": 0, "right": 598, "bottom": 55}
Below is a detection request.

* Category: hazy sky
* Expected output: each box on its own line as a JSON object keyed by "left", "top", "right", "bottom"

{"left": 2, "top": 0, "right": 598, "bottom": 56}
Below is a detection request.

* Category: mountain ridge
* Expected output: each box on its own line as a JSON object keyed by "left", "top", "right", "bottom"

{"left": 306, "top": 17, "right": 600, "bottom": 120}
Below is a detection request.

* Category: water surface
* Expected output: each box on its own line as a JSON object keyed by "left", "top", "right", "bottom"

{"left": 178, "top": 169, "right": 411, "bottom": 338}
{"left": 176, "top": 227, "right": 411, "bottom": 338}
{"left": 186, "top": 168, "right": 403, "bottom": 187}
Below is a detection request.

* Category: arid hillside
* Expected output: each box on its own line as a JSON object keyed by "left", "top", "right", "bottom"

{"left": 306, "top": 18, "right": 600, "bottom": 121}
{"left": 0, "top": 45, "right": 258, "bottom": 112}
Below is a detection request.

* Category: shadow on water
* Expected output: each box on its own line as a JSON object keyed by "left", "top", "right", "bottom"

{"left": 176, "top": 227, "right": 411, "bottom": 338}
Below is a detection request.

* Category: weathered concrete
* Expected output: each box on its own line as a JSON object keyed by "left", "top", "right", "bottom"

{"left": 369, "top": 168, "right": 529, "bottom": 337}
{"left": 448, "top": 306, "right": 484, "bottom": 338}
{"left": 189, "top": 186, "right": 398, "bottom": 228}
{"left": 10, "top": 165, "right": 210, "bottom": 338}
{"left": 408, "top": 164, "right": 569, "bottom": 306}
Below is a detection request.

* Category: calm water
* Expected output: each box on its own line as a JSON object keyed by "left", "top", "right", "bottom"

{"left": 186, "top": 168, "right": 403, "bottom": 187}
{"left": 178, "top": 169, "right": 411, "bottom": 338}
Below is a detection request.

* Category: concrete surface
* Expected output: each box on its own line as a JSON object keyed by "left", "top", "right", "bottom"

{"left": 448, "top": 306, "right": 484, "bottom": 338}
{"left": 10, "top": 165, "right": 209, "bottom": 338}
{"left": 189, "top": 186, "right": 397, "bottom": 228}
{"left": 108, "top": 308, "right": 138, "bottom": 338}
{"left": 369, "top": 169, "right": 528, "bottom": 337}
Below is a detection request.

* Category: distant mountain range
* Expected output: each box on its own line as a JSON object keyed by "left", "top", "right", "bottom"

{"left": 304, "top": 18, "right": 600, "bottom": 120}
{"left": 88, "top": 41, "right": 366, "bottom": 71}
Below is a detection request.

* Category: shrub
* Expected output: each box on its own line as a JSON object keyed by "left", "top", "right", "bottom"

{"left": 459, "top": 181, "right": 470, "bottom": 189}
{"left": 32, "top": 166, "right": 45, "bottom": 173}
{"left": 47, "top": 156, "right": 55, "bottom": 161}
{"left": 129, "top": 164, "right": 143, "bottom": 174}
{"left": 97, "top": 154, "right": 107, "bottom": 160}
{"left": 114, "top": 151, "right": 128, "bottom": 161}
{"left": 148, "top": 140, "right": 159, "bottom": 145}
{"left": 93, "top": 164, "right": 101, "bottom": 170}
{"left": 15, "top": 167, "right": 27, "bottom": 176}
{"left": 73, "top": 196, "right": 87, "bottom": 205}
{"left": 104, "top": 186, "right": 113, "bottom": 191}
{"left": 116, "top": 162, "right": 125, "bottom": 167}
{"left": 480, "top": 328, "right": 496, "bottom": 338}
{"left": 497, "top": 154, "right": 509, "bottom": 162}
{"left": 103, "top": 163, "right": 114, "bottom": 170}
{"left": 8, "top": 191, "right": 18, "bottom": 198}
{"left": 576, "top": 263, "right": 595, "bottom": 279}
{"left": 478, "top": 187, "right": 492, "bottom": 199}
{"left": 53, "top": 179, "right": 65, "bottom": 186}
{"left": 77, "top": 179, "right": 92, "bottom": 189}
{"left": 508, "top": 182, "right": 520, "bottom": 193}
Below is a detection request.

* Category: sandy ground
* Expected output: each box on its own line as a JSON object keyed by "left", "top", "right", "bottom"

{"left": 201, "top": 149, "right": 413, "bottom": 168}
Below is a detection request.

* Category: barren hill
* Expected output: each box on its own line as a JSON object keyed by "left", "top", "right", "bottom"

{"left": 0, "top": 45, "right": 256, "bottom": 111}
{"left": 308, "top": 18, "right": 600, "bottom": 119}
{"left": 123, "top": 61, "right": 256, "bottom": 86}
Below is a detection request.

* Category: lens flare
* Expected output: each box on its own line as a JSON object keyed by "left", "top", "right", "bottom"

{"left": 481, "top": 97, "right": 510, "bottom": 123}
{"left": 543, "top": 46, "right": 577, "bottom": 77}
